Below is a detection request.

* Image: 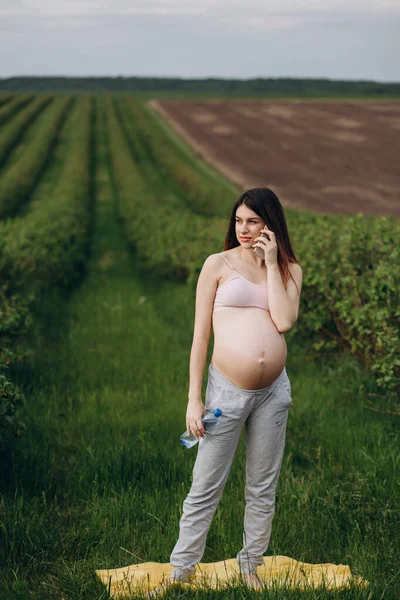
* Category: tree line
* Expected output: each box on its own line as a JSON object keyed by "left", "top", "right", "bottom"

{"left": 0, "top": 76, "right": 399, "bottom": 95}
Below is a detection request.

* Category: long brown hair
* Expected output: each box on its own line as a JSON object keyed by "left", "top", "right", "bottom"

{"left": 224, "top": 187, "right": 299, "bottom": 293}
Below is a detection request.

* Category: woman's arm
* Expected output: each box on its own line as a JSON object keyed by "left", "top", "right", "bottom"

{"left": 269, "top": 262, "right": 303, "bottom": 333}
{"left": 188, "top": 254, "right": 220, "bottom": 401}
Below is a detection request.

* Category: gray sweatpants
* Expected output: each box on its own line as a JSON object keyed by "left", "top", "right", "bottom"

{"left": 170, "top": 361, "right": 293, "bottom": 581}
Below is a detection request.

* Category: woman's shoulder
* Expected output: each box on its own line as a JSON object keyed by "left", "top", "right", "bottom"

{"left": 218, "top": 249, "right": 240, "bottom": 263}
{"left": 205, "top": 250, "right": 233, "bottom": 261}
{"left": 203, "top": 252, "right": 224, "bottom": 269}
{"left": 205, "top": 250, "right": 237, "bottom": 266}
{"left": 201, "top": 252, "right": 235, "bottom": 279}
{"left": 288, "top": 261, "right": 302, "bottom": 275}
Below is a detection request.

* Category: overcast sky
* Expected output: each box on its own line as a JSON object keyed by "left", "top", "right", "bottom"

{"left": 1, "top": 0, "right": 399, "bottom": 81}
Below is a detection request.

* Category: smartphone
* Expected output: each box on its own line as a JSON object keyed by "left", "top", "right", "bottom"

{"left": 254, "top": 231, "right": 270, "bottom": 259}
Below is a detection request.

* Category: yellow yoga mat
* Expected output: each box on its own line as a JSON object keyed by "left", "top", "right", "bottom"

{"left": 95, "top": 555, "right": 370, "bottom": 597}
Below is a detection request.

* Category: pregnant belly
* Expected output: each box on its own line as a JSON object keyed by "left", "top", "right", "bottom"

{"left": 211, "top": 307, "right": 287, "bottom": 390}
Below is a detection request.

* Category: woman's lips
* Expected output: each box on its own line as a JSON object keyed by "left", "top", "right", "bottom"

{"left": 240, "top": 237, "right": 252, "bottom": 241}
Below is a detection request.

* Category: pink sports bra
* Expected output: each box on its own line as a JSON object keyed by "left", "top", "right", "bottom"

{"left": 213, "top": 253, "right": 269, "bottom": 313}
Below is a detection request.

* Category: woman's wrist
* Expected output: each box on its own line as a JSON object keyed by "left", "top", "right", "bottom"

{"left": 188, "top": 395, "right": 202, "bottom": 404}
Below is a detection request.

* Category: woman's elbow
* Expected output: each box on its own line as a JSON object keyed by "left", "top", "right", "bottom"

{"left": 277, "top": 314, "right": 298, "bottom": 333}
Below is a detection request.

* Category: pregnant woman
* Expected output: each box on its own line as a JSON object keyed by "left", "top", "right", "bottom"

{"left": 151, "top": 187, "right": 302, "bottom": 596}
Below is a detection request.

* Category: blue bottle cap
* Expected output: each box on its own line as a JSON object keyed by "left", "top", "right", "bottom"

{"left": 213, "top": 408, "right": 222, "bottom": 417}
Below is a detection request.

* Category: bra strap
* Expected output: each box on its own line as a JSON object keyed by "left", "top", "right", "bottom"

{"left": 219, "top": 253, "right": 235, "bottom": 271}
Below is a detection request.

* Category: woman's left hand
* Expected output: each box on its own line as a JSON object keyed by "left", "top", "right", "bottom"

{"left": 253, "top": 226, "right": 278, "bottom": 266}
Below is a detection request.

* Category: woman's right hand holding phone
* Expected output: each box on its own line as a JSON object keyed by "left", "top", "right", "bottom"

{"left": 186, "top": 399, "right": 207, "bottom": 440}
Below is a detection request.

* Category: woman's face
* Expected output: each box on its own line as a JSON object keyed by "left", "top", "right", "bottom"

{"left": 235, "top": 205, "right": 266, "bottom": 246}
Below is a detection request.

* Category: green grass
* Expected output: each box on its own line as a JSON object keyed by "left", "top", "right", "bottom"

{"left": 0, "top": 97, "right": 398, "bottom": 599}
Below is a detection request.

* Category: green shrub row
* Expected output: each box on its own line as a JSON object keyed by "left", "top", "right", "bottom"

{"left": 124, "top": 98, "right": 235, "bottom": 217}
{"left": 0, "top": 95, "right": 33, "bottom": 126}
{"left": 113, "top": 97, "right": 189, "bottom": 212}
{"left": 0, "top": 96, "right": 74, "bottom": 218}
{"left": 2, "top": 96, "right": 94, "bottom": 292}
{"left": 0, "top": 285, "right": 33, "bottom": 446}
{"left": 105, "top": 97, "right": 226, "bottom": 279}
{"left": 0, "top": 95, "right": 13, "bottom": 108}
{"left": 0, "top": 96, "right": 95, "bottom": 446}
{"left": 0, "top": 95, "right": 53, "bottom": 166}
{"left": 120, "top": 99, "right": 400, "bottom": 394}
{"left": 289, "top": 211, "right": 400, "bottom": 392}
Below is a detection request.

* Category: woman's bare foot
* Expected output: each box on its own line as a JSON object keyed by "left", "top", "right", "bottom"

{"left": 242, "top": 572, "right": 264, "bottom": 589}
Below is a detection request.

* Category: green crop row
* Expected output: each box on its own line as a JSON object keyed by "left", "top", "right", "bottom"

{"left": 124, "top": 98, "right": 235, "bottom": 217}
{"left": 0, "top": 96, "right": 95, "bottom": 445}
{"left": 113, "top": 97, "right": 187, "bottom": 211}
{"left": 0, "top": 95, "right": 53, "bottom": 166}
{"left": 0, "top": 96, "right": 74, "bottom": 218}
{"left": 119, "top": 98, "right": 400, "bottom": 394}
{"left": 106, "top": 97, "right": 226, "bottom": 279}
{"left": 0, "top": 95, "right": 33, "bottom": 126}
{"left": 0, "top": 95, "right": 13, "bottom": 108}
{"left": 2, "top": 97, "right": 94, "bottom": 289}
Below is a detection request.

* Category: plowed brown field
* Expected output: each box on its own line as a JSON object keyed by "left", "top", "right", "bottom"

{"left": 150, "top": 99, "right": 400, "bottom": 218}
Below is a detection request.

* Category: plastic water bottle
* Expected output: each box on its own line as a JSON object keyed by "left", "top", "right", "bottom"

{"left": 180, "top": 408, "right": 222, "bottom": 448}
